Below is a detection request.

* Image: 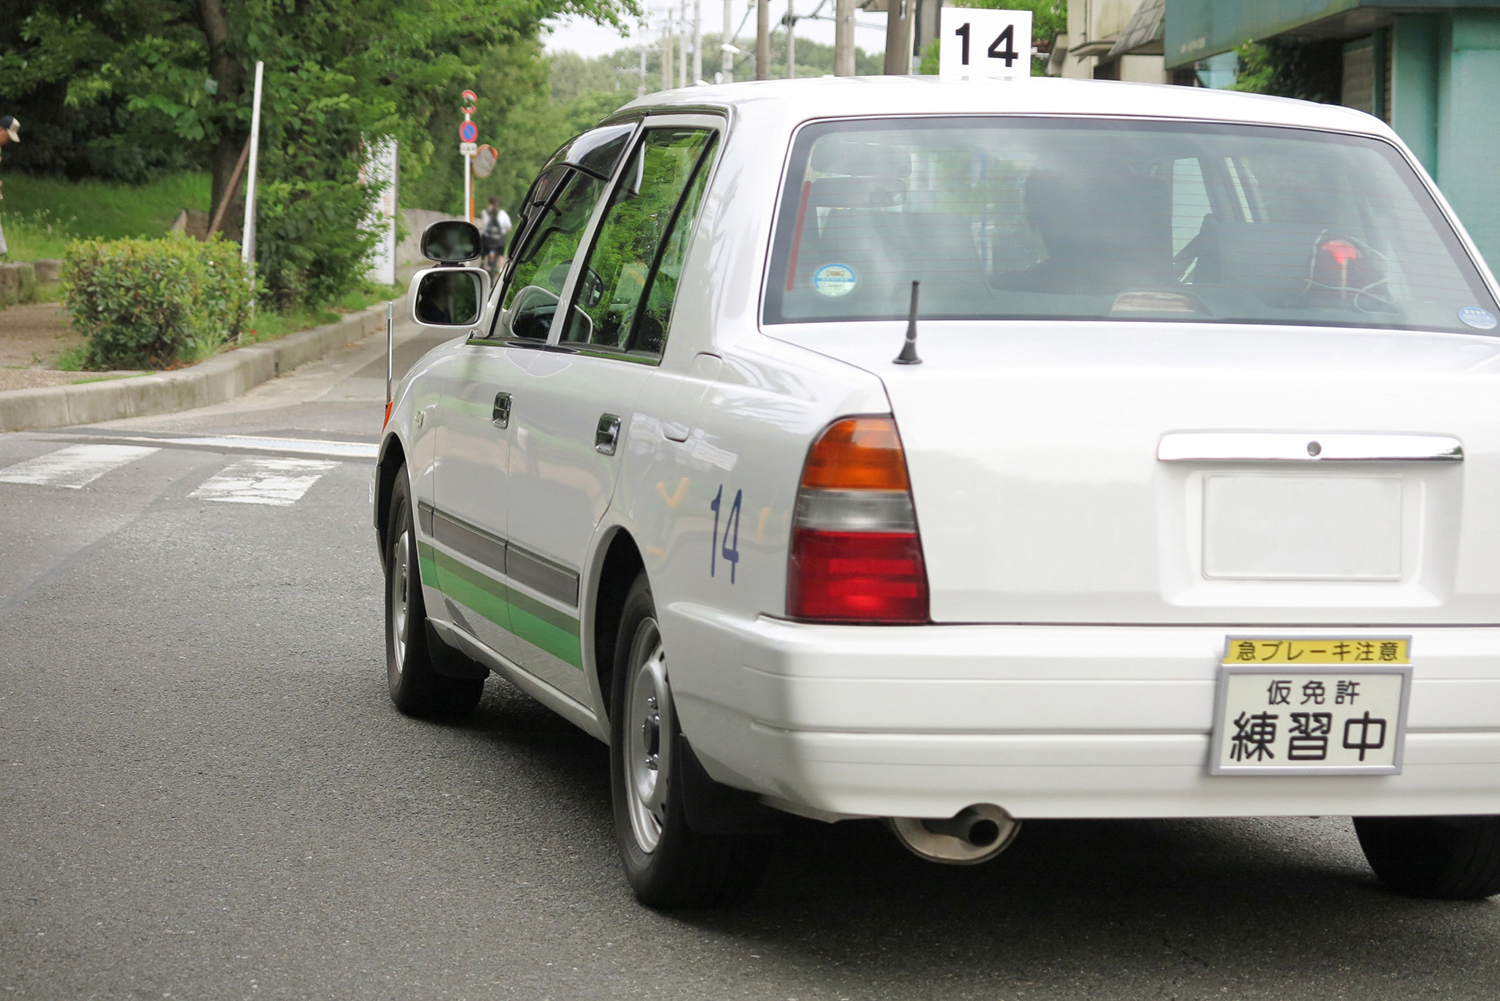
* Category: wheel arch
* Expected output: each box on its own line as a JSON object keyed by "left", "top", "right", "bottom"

{"left": 590, "top": 526, "right": 646, "bottom": 726}
{"left": 375, "top": 433, "right": 408, "bottom": 570}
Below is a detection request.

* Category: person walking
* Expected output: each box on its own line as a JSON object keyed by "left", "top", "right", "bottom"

{"left": 0, "top": 116, "right": 17, "bottom": 256}
{"left": 479, "top": 195, "right": 511, "bottom": 278}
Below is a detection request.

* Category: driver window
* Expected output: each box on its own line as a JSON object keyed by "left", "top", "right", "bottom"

{"left": 489, "top": 169, "right": 607, "bottom": 341}
{"left": 559, "top": 128, "right": 716, "bottom": 354}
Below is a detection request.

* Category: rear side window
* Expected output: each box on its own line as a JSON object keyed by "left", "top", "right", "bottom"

{"left": 560, "top": 127, "right": 718, "bottom": 357}
{"left": 763, "top": 117, "right": 1498, "bottom": 335}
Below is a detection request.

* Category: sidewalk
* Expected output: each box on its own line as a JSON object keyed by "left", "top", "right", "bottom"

{"left": 0, "top": 302, "right": 393, "bottom": 432}
{"left": 0, "top": 301, "right": 89, "bottom": 392}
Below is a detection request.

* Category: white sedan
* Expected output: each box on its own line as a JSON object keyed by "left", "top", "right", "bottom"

{"left": 377, "top": 76, "right": 1500, "bottom": 907}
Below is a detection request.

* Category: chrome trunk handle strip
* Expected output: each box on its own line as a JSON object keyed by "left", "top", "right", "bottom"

{"left": 1158, "top": 433, "right": 1463, "bottom": 462}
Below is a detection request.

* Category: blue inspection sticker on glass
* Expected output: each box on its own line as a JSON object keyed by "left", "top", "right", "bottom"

{"left": 813, "top": 264, "right": 857, "bottom": 298}
{"left": 1459, "top": 306, "right": 1498, "bottom": 330}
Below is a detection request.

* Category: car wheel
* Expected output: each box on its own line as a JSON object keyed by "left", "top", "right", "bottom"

{"left": 385, "top": 469, "right": 483, "bottom": 717}
{"left": 610, "top": 571, "right": 772, "bottom": 908}
{"left": 1354, "top": 815, "right": 1500, "bottom": 899}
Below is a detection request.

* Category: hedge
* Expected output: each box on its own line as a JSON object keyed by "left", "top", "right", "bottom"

{"left": 62, "top": 236, "right": 253, "bottom": 370}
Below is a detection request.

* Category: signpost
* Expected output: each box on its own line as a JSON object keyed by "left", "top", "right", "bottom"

{"left": 460, "top": 91, "right": 479, "bottom": 222}
{"left": 938, "top": 8, "right": 1033, "bottom": 82}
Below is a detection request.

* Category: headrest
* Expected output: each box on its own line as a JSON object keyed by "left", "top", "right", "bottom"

{"left": 811, "top": 140, "right": 912, "bottom": 179}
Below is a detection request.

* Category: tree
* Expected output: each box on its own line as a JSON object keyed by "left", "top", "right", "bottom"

{"left": 0, "top": 0, "right": 637, "bottom": 304}
{"left": 1229, "top": 39, "right": 1343, "bottom": 104}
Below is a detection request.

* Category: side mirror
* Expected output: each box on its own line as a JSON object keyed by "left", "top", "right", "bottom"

{"left": 421, "top": 220, "right": 483, "bottom": 263}
{"left": 410, "top": 267, "right": 489, "bottom": 328}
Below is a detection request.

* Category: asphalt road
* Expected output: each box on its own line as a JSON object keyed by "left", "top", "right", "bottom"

{"left": 3, "top": 317, "right": 1498, "bottom": 1000}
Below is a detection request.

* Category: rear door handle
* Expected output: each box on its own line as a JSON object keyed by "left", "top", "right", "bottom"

{"left": 492, "top": 391, "right": 512, "bottom": 429}
{"left": 595, "top": 413, "right": 621, "bottom": 455}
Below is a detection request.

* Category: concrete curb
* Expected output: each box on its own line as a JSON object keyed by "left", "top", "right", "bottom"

{"left": 0, "top": 303, "right": 390, "bottom": 432}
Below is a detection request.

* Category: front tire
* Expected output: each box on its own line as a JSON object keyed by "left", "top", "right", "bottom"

{"left": 384, "top": 469, "right": 483, "bottom": 717}
{"left": 1354, "top": 815, "right": 1500, "bottom": 899}
{"left": 609, "top": 572, "right": 772, "bottom": 908}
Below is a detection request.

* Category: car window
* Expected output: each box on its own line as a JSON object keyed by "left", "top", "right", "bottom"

{"left": 489, "top": 169, "right": 607, "bottom": 341}
{"left": 559, "top": 128, "right": 717, "bottom": 356}
{"left": 764, "top": 118, "right": 1499, "bottom": 335}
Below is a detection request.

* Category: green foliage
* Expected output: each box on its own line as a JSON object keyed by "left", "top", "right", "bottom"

{"left": 1229, "top": 39, "right": 1343, "bottom": 104}
{"left": 62, "top": 235, "right": 253, "bottom": 369}
{"left": 2, "top": 0, "right": 640, "bottom": 309}
{"left": 0, "top": 173, "right": 210, "bottom": 249}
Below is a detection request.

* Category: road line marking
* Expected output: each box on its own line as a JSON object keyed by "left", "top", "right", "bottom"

{"left": 77, "top": 434, "right": 377, "bottom": 461}
{"left": 190, "top": 457, "right": 340, "bottom": 506}
{"left": 0, "top": 444, "right": 160, "bottom": 489}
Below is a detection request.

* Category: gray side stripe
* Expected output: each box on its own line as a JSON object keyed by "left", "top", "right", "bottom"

{"left": 425, "top": 504, "right": 580, "bottom": 608}
{"left": 506, "top": 546, "right": 580, "bottom": 608}
{"left": 417, "top": 500, "right": 435, "bottom": 536}
{"left": 432, "top": 511, "right": 508, "bottom": 576}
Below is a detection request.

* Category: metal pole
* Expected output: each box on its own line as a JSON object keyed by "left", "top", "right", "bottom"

{"left": 723, "top": 0, "right": 734, "bottom": 81}
{"left": 240, "top": 60, "right": 265, "bottom": 283}
{"left": 679, "top": 0, "right": 688, "bottom": 88}
{"left": 693, "top": 0, "right": 703, "bottom": 84}
{"left": 786, "top": 0, "right": 796, "bottom": 78}
{"left": 662, "top": 22, "right": 674, "bottom": 90}
{"left": 639, "top": 41, "right": 648, "bottom": 96}
{"left": 385, "top": 301, "right": 394, "bottom": 415}
{"left": 834, "top": 0, "right": 855, "bottom": 75}
{"left": 463, "top": 106, "right": 473, "bottom": 223}
{"left": 756, "top": 0, "right": 770, "bottom": 79}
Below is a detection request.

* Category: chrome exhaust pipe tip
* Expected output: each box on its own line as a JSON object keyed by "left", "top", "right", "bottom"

{"left": 887, "top": 804, "right": 1020, "bottom": 865}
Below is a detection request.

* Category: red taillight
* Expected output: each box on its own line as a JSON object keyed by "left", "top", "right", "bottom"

{"left": 787, "top": 417, "right": 929, "bottom": 624}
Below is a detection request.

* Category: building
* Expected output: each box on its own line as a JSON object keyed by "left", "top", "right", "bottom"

{"left": 1165, "top": 1, "right": 1500, "bottom": 267}
{"left": 1055, "top": 0, "right": 1168, "bottom": 82}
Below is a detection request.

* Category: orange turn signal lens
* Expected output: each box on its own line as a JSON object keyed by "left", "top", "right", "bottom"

{"left": 799, "top": 417, "right": 910, "bottom": 491}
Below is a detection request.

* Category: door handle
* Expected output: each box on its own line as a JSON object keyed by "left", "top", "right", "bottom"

{"left": 595, "top": 413, "right": 621, "bottom": 455}
{"left": 492, "top": 391, "right": 512, "bottom": 429}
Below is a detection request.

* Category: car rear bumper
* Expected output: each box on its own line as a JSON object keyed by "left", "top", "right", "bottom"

{"left": 663, "top": 604, "right": 1500, "bottom": 821}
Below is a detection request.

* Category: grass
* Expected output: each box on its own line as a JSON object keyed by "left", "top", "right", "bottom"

{"left": 241, "top": 284, "right": 402, "bottom": 345}
{"left": 0, "top": 173, "right": 211, "bottom": 257}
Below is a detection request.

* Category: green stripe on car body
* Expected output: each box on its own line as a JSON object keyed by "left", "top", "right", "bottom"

{"left": 424, "top": 545, "right": 584, "bottom": 670}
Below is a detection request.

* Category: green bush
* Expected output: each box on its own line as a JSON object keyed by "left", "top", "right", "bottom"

{"left": 61, "top": 236, "right": 253, "bottom": 370}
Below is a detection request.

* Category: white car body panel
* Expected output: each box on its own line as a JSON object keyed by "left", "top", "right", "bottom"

{"left": 380, "top": 76, "right": 1500, "bottom": 822}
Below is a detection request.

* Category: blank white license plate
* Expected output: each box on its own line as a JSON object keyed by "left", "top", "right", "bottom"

{"left": 1210, "top": 638, "right": 1412, "bottom": 776}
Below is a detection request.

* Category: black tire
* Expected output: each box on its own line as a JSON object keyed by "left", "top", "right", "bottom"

{"left": 384, "top": 469, "right": 483, "bottom": 718}
{"left": 609, "top": 571, "right": 773, "bottom": 908}
{"left": 1354, "top": 815, "right": 1500, "bottom": 899}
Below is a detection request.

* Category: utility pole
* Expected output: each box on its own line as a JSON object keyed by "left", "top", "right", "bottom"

{"left": 883, "top": 0, "right": 912, "bottom": 75}
{"left": 662, "top": 19, "right": 674, "bottom": 89}
{"left": 692, "top": 0, "right": 703, "bottom": 84}
{"left": 679, "top": 0, "right": 688, "bottom": 88}
{"left": 786, "top": 0, "right": 796, "bottom": 78}
{"left": 756, "top": 0, "right": 770, "bottom": 79}
{"left": 722, "top": 0, "right": 734, "bottom": 81}
{"left": 834, "top": 0, "right": 855, "bottom": 75}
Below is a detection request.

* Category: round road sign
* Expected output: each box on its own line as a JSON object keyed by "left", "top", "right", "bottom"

{"left": 459, "top": 120, "right": 478, "bottom": 143}
{"left": 461, "top": 89, "right": 478, "bottom": 114}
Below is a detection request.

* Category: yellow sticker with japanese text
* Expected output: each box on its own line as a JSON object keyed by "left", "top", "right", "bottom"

{"left": 1223, "top": 638, "right": 1409, "bottom": 666}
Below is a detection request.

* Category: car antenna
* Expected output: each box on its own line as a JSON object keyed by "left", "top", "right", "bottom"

{"left": 894, "top": 280, "right": 922, "bottom": 365}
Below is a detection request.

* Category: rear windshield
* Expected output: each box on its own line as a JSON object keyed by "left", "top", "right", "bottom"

{"left": 763, "top": 117, "right": 1499, "bottom": 334}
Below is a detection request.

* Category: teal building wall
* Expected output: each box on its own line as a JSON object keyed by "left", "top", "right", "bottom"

{"left": 1166, "top": 2, "right": 1500, "bottom": 273}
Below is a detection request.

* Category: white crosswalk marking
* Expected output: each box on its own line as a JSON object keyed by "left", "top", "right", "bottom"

{"left": 190, "top": 457, "right": 339, "bottom": 506}
{"left": 0, "top": 444, "right": 160, "bottom": 489}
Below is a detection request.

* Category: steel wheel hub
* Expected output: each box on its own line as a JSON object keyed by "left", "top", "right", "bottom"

{"left": 390, "top": 526, "right": 410, "bottom": 675}
{"left": 624, "top": 619, "right": 670, "bottom": 854}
